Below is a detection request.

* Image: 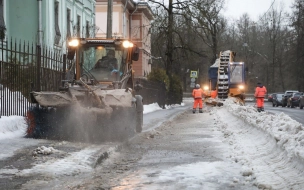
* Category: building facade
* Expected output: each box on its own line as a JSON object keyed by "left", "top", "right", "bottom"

{"left": 1, "top": 0, "right": 96, "bottom": 52}
{"left": 95, "top": 0, "right": 153, "bottom": 78}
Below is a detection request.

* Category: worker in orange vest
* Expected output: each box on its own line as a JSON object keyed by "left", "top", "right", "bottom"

{"left": 254, "top": 82, "right": 267, "bottom": 112}
{"left": 192, "top": 84, "right": 206, "bottom": 113}
{"left": 210, "top": 89, "right": 217, "bottom": 98}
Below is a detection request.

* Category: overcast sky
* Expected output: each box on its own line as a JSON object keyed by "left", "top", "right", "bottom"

{"left": 222, "top": 0, "right": 295, "bottom": 22}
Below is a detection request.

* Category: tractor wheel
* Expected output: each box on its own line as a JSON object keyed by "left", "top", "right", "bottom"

{"left": 135, "top": 95, "right": 143, "bottom": 133}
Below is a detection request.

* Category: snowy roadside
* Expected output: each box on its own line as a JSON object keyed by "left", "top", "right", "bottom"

{"left": 224, "top": 98, "right": 304, "bottom": 162}
{"left": 212, "top": 98, "right": 304, "bottom": 189}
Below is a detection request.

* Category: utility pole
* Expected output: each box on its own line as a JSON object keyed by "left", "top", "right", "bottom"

{"left": 106, "top": 0, "right": 113, "bottom": 39}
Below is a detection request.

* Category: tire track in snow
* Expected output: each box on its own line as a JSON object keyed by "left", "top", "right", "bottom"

{"left": 213, "top": 107, "right": 304, "bottom": 190}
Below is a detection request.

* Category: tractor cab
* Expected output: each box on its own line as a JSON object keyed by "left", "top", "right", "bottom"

{"left": 228, "top": 62, "right": 245, "bottom": 97}
{"left": 67, "top": 38, "right": 139, "bottom": 89}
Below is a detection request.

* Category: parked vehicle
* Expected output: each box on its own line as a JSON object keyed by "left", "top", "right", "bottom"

{"left": 268, "top": 93, "right": 275, "bottom": 102}
{"left": 299, "top": 95, "right": 304, "bottom": 109}
{"left": 282, "top": 90, "right": 299, "bottom": 107}
{"left": 272, "top": 93, "right": 285, "bottom": 107}
{"left": 287, "top": 92, "right": 303, "bottom": 108}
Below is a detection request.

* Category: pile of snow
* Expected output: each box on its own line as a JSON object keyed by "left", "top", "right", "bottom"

{"left": 224, "top": 98, "right": 304, "bottom": 161}
{"left": 33, "top": 146, "right": 56, "bottom": 155}
{"left": 143, "top": 102, "right": 185, "bottom": 114}
{"left": 0, "top": 116, "right": 27, "bottom": 139}
{"left": 143, "top": 103, "right": 163, "bottom": 114}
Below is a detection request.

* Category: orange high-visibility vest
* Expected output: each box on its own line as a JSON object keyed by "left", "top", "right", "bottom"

{"left": 192, "top": 88, "right": 205, "bottom": 99}
{"left": 254, "top": 86, "right": 267, "bottom": 98}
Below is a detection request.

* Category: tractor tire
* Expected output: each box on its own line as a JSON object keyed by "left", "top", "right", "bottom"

{"left": 135, "top": 95, "right": 143, "bottom": 133}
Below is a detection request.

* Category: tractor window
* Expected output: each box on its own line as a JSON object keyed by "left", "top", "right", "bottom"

{"left": 229, "top": 65, "right": 243, "bottom": 83}
{"left": 80, "top": 46, "right": 127, "bottom": 82}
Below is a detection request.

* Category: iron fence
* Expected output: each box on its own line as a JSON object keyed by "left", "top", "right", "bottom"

{"left": 0, "top": 38, "right": 167, "bottom": 117}
{"left": 134, "top": 78, "right": 167, "bottom": 109}
{"left": 0, "top": 38, "right": 66, "bottom": 117}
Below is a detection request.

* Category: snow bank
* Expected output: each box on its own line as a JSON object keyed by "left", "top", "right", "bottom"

{"left": 143, "top": 102, "right": 185, "bottom": 114}
{"left": 0, "top": 116, "right": 27, "bottom": 139}
{"left": 224, "top": 98, "right": 304, "bottom": 161}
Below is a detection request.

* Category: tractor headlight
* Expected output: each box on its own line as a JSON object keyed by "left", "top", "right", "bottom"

{"left": 238, "top": 85, "right": 244, "bottom": 90}
{"left": 68, "top": 39, "right": 79, "bottom": 47}
{"left": 123, "top": 40, "right": 134, "bottom": 48}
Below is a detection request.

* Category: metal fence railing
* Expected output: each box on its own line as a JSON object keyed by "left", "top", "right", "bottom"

{"left": 0, "top": 38, "right": 67, "bottom": 117}
{"left": 134, "top": 78, "right": 167, "bottom": 109}
{"left": 0, "top": 38, "right": 168, "bottom": 117}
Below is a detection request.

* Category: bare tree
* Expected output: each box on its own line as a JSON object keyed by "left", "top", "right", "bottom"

{"left": 290, "top": 0, "right": 304, "bottom": 91}
{"left": 148, "top": 0, "right": 188, "bottom": 75}
{"left": 186, "top": 0, "right": 226, "bottom": 63}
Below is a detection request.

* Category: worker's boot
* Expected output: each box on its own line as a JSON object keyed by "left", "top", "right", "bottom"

{"left": 257, "top": 107, "right": 261, "bottom": 112}
{"left": 199, "top": 108, "right": 203, "bottom": 113}
{"left": 261, "top": 107, "right": 264, "bottom": 112}
{"left": 193, "top": 109, "right": 196, "bottom": 114}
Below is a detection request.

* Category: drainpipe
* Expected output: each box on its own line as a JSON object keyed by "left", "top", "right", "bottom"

{"left": 106, "top": 0, "right": 113, "bottom": 39}
{"left": 129, "top": 2, "right": 138, "bottom": 40}
{"left": 123, "top": 0, "right": 128, "bottom": 38}
{"left": 38, "top": 0, "right": 43, "bottom": 46}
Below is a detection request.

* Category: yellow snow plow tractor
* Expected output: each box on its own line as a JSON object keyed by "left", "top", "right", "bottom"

{"left": 26, "top": 38, "right": 143, "bottom": 142}
{"left": 206, "top": 50, "right": 246, "bottom": 105}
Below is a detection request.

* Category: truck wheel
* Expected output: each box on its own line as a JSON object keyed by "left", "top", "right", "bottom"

{"left": 135, "top": 95, "right": 143, "bottom": 133}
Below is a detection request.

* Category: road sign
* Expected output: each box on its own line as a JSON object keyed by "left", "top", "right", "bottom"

{"left": 190, "top": 71, "right": 198, "bottom": 78}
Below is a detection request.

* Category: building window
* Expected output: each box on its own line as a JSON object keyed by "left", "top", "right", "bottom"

{"left": 67, "top": 9, "right": 71, "bottom": 40}
{"left": 54, "top": 1, "right": 61, "bottom": 45}
{"left": 0, "top": 0, "right": 6, "bottom": 40}
{"left": 76, "top": 15, "right": 81, "bottom": 37}
{"left": 86, "top": 21, "right": 90, "bottom": 38}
